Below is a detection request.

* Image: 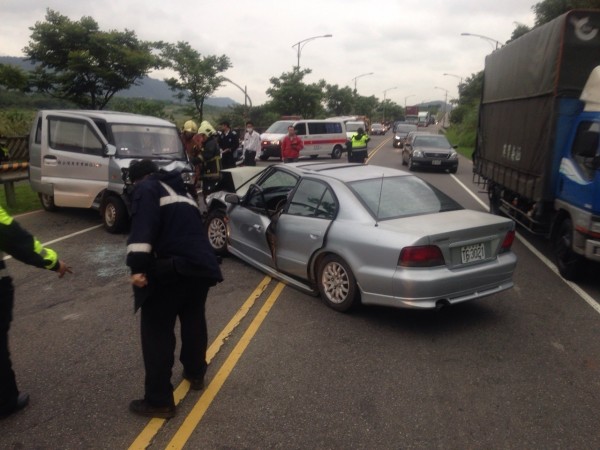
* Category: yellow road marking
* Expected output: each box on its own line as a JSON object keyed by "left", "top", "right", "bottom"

{"left": 128, "top": 276, "right": 272, "bottom": 450}
{"left": 165, "top": 281, "right": 286, "bottom": 449}
{"left": 366, "top": 136, "right": 392, "bottom": 162}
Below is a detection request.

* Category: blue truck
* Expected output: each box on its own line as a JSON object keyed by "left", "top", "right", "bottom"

{"left": 473, "top": 9, "right": 600, "bottom": 280}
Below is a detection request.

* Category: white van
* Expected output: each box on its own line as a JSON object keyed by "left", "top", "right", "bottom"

{"left": 28, "top": 110, "right": 192, "bottom": 232}
{"left": 259, "top": 119, "right": 347, "bottom": 160}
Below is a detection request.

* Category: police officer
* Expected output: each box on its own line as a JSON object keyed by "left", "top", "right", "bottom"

{"left": 348, "top": 127, "right": 370, "bottom": 163}
{"left": 218, "top": 121, "right": 239, "bottom": 169}
{"left": 126, "top": 159, "right": 222, "bottom": 419}
{"left": 0, "top": 206, "right": 71, "bottom": 419}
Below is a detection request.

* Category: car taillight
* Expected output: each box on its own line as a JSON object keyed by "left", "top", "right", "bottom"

{"left": 398, "top": 245, "right": 445, "bottom": 267}
{"left": 500, "top": 229, "right": 516, "bottom": 253}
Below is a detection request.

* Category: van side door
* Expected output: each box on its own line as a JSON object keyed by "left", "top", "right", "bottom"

{"left": 43, "top": 115, "right": 110, "bottom": 208}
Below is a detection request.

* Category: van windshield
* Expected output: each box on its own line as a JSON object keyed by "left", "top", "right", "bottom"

{"left": 264, "top": 121, "right": 295, "bottom": 134}
{"left": 111, "top": 124, "right": 184, "bottom": 159}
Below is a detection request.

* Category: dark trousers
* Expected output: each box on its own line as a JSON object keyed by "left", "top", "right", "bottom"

{"left": 140, "top": 277, "right": 210, "bottom": 406}
{"left": 0, "top": 277, "right": 18, "bottom": 415}
{"left": 243, "top": 150, "right": 256, "bottom": 166}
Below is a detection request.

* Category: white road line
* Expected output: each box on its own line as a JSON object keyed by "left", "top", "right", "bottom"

{"left": 3, "top": 224, "right": 104, "bottom": 261}
{"left": 450, "top": 173, "right": 600, "bottom": 316}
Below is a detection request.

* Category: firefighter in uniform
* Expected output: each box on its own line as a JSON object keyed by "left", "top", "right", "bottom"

{"left": 0, "top": 206, "right": 71, "bottom": 419}
{"left": 126, "top": 159, "right": 222, "bottom": 419}
{"left": 180, "top": 120, "right": 203, "bottom": 190}
{"left": 196, "top": 121, "right": 222, "bottom": 200}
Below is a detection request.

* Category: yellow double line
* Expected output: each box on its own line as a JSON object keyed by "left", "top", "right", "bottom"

{"left": 128, "top": 276, "right": 285, "bottom": 450}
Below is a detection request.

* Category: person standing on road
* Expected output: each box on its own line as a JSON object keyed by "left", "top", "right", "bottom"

{"left": 196, "top": 120, "right": 222, "bottom": 200}
{"left": 0, "top": 206, "right": 71, "bottom": 420}
{"left": 348, "top": 127, "right": 370, "bottom": 164}
{"left": 281, "top": 125, "right": 304, "bottom": 163}
{"left": 241, "top": 121, "right": 260, "bottom": 166}
{"left": 126, "top": 159, "right": 223, "bottom": 419}
{"left": 180, "top": 120, "right": 203, "bottom": 190}
{"left": 218, "top": 121, "right": 239, "bottom": 170}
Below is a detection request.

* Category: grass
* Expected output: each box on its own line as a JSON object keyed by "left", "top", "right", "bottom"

{"left": 0, "top": 182, "right": 41, "bottom": 215}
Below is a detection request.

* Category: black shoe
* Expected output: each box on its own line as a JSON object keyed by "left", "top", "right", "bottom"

{"left": 129, "top": 399, "right": 176, "bottom": 419}
{"left": 0, "top": 393, "right": 30, "bottom": 420}
{"left": 182, "top": 371, "right": 205, "bottom": 390}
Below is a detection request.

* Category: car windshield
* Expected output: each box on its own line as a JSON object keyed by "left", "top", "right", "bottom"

{"left": 349, "top": 175, "right": 462, "bottom": 220}
{"left": 111, "top": 124, "right": 184, "bottom": 159}
{"left": 264, "top": 121, "right": 295, "bottom": 134}
{"left": 414, "top": 135, "right": 451, "bottom": 148}
{"left": 372, "top": 124, "right": 383, "bottom": 129}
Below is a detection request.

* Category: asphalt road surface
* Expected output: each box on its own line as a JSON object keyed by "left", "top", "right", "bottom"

{"left": 1, "top": 130, "right": 599, "bottom": 449}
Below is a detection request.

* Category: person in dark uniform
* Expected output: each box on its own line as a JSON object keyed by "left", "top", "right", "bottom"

{"left": 0, "top": 206, "right": 71, "bottom": 419}
{"left": 218, "top": 121, "right": 239, "bottom": 169}
{"left": 126, "top": 159, "right": 223, "bottom": 419}
{"left": 196, "top": 120, "right": 222, "bottom": 200}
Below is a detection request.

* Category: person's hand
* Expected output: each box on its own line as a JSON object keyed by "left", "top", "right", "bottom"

{"left": 131, "top": 273, "right": 148, "bottom": 288}
{"left": 56, "top": 260, "right": 72, "bottom": 278}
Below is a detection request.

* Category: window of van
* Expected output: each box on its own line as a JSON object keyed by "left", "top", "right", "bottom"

{"left": 294, "top": 123, "right": 307, "bottom": 135}
{"left": 308, "top": 122, "right": 343, "bottom": 134}
{"left": 48, "top": 118, "right": 104, "bottom": 156}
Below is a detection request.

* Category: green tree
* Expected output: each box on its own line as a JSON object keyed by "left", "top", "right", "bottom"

{"left": 23, "top": 9, "right": 159, "bottom": 110}
{"left": 533, "top": 0, "right": 598, "bottom": 26}
{"left": 323, "top": 84, "right": 354, "bottom": 116}
{"left": 0, "top": 64, "right": 29, "bottom": 91}
{"left": 353, "top": 94, "right": 379, "bottom": 118}
{"left": 107, "top": 98, "right": 169, "bottom": 119}
{"left": 266, "top": 69, "right": 326, "bottom": 118}
{"left": 160, "top": 41, "right": 232, "bottom": 123}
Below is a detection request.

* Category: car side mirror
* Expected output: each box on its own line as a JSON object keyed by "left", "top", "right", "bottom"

{"left": 225, "top": 193, "right": 240, "bottom": 204}
{"left": 104, "top": 143, "right": 116, "bottom": 157}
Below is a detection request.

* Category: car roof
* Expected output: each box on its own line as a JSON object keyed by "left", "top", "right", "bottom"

{"left": 276, "top": 162, "right": 410, "bottom": 183}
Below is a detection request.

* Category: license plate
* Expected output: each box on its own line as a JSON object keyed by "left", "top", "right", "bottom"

{"left": 432, "top": 160, "right": 441, "bottom": 165}
{"left": 461, "top": 243, "right": 485, "bottom": 264}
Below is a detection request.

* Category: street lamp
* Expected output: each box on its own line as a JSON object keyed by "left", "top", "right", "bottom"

{"left": 382, "top": 86, "right": 398, "bottom": 124}
{"left": 434, "top": 86, "right": 449, "bottom": 127}
{"left": 461, "top": 32, "right": 502, "bottom": 50}
{"left": 443, "top": 73, "right": 463, "bottom": 99}
{"left": 351, "top": 72, "right": 374, "bottom": 93}
{"left": 292, "top": 34, "right": 332, "bottom": 71}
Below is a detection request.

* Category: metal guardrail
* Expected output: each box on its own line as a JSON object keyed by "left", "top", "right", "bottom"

{"left": 0, "top": 136, "right": 30, "bottom": 208}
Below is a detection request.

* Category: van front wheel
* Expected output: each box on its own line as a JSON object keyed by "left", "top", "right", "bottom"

{"left": 102, "top": 196, "right": 128, "bottom": 234}
{"left": 39, "top": 193, "right": 58, "bottom": 212}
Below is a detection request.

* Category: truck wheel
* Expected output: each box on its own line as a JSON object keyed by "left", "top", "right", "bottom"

{"left": 102, "top": 196, "right": 128, "bottom": 234}
{"left": 259, "top": 154, "right": 269, "bottom": 161}
{"left": 205, "top": 209, "right": 228, "bottom": 256}
{"left": 317, "top": 255, "right": 360, "bottom": 313}
{"left": 553, "top": 218, "right": 584, "bottom": 281}
{"left": 39, "top": 193, "right": 58, "bottom": 212}
{"left": 331, "top": 145, "right": 343, "bottom": 159}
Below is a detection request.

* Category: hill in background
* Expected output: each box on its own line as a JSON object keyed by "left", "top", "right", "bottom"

{"left": 0, "top": 56, "right": 237, "bottom": 107}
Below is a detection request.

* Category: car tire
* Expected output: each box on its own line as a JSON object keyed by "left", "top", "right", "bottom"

{"left": 331, "top": 145, "right": 343, "bottom": 160}
{"left": 39, "top": 193, "right": 58, "bottom": 212}
{"left": 553, "top": 217, "right": 584, "bottom": 281}
{"left": 102, "top": 196, "right": 128, "bottom": 234}
{"left": 206, "top": 209, "right": 228, "bottom": 256}
{"left": 317, "top": 255, "right": 360, "bottom": 313}
{"left": 259, "top": 154, "right": 269, "bottom": 161}
{"left": 449, "top": 166, "right": 458, "bottom": 174}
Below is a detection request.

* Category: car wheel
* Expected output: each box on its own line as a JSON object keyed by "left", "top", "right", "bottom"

{"left": 259, "top": 154, "right": 269, "bottom": 161}
{"left": 206, "top": 209, "right": 228, "bottom": 256}
{"left": 317, "top": 255, "right": 360, "bottom": 312}
{"left": 408, "top": 157, "right": 415, "bottom": 171}
{"left": 102, "top": 196, "right": 128, "bottom": 233}
{"left": 449, "top": 166, "right": 458, "bottom": 174}
{"left": 553, "top": 217, "right": 584, "bottom": 281}
{"left": 39, "top": 193, "right": 58, "bottom": 212}
{"left": 331, "top": 145, "right": 343, "bottom": 159}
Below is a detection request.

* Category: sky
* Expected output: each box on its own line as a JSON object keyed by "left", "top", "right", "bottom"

{"left": 0, "top": 0, "right": 537, "bottom": 108}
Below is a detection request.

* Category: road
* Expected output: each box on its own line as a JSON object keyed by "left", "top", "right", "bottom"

{"left": 1, "top": 132, "right": 600, "bottom": 449}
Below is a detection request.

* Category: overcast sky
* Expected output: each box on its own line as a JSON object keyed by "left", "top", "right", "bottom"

{"left": 1, "top": 0, "right": 537, "bottom": 107}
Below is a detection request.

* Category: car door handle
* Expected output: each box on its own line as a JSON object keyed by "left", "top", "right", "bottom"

{"left": 43, "top": 155, "right": 58, "bottom": 166}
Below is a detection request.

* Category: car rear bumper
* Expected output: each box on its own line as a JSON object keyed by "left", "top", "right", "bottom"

{"left": 360, "top": 252, "right": 517, "bottom": 309}
{"left": 411, "top": 158, "right": 458, "bottom": 170}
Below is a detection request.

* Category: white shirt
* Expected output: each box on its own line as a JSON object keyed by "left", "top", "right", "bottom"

{"left": 243, "top": 130, "right": 261, "bottom": 152}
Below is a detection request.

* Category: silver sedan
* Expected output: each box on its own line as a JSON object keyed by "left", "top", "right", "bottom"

{"left": 205, "top": 163, "right": 517, "bottom": 312}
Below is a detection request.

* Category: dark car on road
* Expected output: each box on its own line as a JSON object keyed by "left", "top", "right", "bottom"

{"left": 392, "top": 123, "right": 418, "bottom": 148}
{"left": 370, "top": 123, "right": 385, "bottom": 135}
{"left": 402, "top": 132, "right": 459, "bottom": 173}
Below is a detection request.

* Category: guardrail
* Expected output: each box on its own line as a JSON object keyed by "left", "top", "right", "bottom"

{"left": 0, "top": 136, "right": 29, "bottom": 208}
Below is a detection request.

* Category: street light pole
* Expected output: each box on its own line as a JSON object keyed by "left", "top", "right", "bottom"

{"left": 351, "top": 72, "right": 374, "bottom": 93}
{"left": 434, "top": 86, "right": 449, "bottom": 127}
{"left": 291, "top": 34, "right": 332, "bottom": 71}
{"left": 460, "top": 32, "right": 502, "bottom": 50}
{"left": 443, "top": 73, "right": 463, "bottom": 99}
{"left": 404, "top": 94, "right": 415, "bottom": 111}
{"left": 382, "top": 86, "right": 398, "bottom": 124}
